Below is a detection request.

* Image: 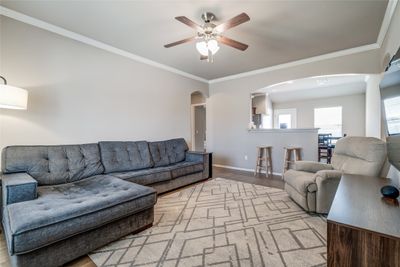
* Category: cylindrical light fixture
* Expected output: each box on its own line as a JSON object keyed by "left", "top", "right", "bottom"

{"left": 0, "top": 76, "right": 28, "bottom": 110}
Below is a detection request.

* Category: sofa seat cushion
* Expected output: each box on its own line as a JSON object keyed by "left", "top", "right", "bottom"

{"left": 110, "top": 167, "right": 171, "bottom": 185}
{"left": 284, "top": 169, "right": 317, "bottom": 196}
{"left": 168, "top": 161, "right": 203, "bottom": 179}
{"left": 3, "top": 175, "right": 156, "bottom": 255}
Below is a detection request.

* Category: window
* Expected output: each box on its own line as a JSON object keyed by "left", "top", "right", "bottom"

{"left": 278, "top": 114, "right": 292, "bottom": 129}
{"left": 274, "top": 109, "right": 297, "bottom": 129}
{"left": 314, "top": 107, "right": 342, "bottom": 137}
{"left": 384, "top": 96, "right": 400, "bottom": 135}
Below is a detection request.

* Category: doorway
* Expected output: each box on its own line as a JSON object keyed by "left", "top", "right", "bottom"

{"left": 191, "top": 92, "right": 206, "bottom": 151}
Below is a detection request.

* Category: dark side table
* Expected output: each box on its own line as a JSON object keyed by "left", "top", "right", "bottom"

{"left": 327, "top": 174, "right": 400, "bottom": 266}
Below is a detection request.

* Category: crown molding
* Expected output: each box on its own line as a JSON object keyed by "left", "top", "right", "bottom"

{"left": 377, "top": 0, "right": 398, "bottom": 46}
{"left": 208, "top": 43, "right": 380, "bottom": 84}
{"left": 0, "top": 6, "right": 209, "bottom": 84}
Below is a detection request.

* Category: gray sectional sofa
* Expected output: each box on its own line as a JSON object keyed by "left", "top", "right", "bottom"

{"left": 1, "top": 138, "right": 209, "bottom": 267}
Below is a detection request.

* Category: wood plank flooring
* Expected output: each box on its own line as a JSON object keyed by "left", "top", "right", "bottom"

{"left": 0, "top": 167, "right": 284, "bottom": 267}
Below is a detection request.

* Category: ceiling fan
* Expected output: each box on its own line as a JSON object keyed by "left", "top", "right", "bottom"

{"left": 164, "top": 12, "right": 250, "bottom": 62}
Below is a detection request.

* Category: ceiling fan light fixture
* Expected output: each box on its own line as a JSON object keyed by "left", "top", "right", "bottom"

{"left": 207, "top": 39, "right": 219, "bottom": 54}
{"left": 196, "top": 40, "right": 219, "bottom": 56}
{"left": 196, "top": 41, "right": 208, "bottom": 56}
{"left": 165, "top": 12, "right": 250, "bottom": 62}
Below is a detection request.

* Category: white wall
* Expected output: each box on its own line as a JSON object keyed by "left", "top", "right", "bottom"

{"left": 365, "top": 74, "right": 383, "bottom": 138}
{"left": 273, "top": 94, "right": 366, "bottom": 136}
{"left": 0, "top": 17, "right": 208, "bottom": 153}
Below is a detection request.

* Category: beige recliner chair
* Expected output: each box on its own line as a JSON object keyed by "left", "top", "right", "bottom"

{"left": 283, "top": 136, "right": 387, "bottom": 214}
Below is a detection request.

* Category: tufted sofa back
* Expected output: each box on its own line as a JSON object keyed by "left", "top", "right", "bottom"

{"left": 1, "top": 138, "right": 190, "bottom": 186}
{"left": 165, "top": 138, "right": 189, "bottom": 164}
{"left": 331, "top": 136, "right": 387, "bottom": 177}
{"left": 149, "top": 138, "right": 188, "bottom": 167}
{"left": 99, "top": 141, "right": 153, "bottom": 173}
{"left": 1, "top": 144, "right": 104, "bottom": 185}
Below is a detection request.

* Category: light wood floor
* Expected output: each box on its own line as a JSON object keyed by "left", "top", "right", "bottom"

{"left": 0, "top": 167, "right": 284, "bottom": 267}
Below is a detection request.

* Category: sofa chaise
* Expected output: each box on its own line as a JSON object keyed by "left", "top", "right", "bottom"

{"left": 1, "top": 138, "right": 209, "bottom": 267}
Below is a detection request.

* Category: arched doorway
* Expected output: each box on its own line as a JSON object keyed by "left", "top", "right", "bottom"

{"left": 191, "top": 91, "right": 206, "bottom": 151}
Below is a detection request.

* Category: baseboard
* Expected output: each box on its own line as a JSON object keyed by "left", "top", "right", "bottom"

{"left": 213, "top": 164, "right": 282, "bottom": 176}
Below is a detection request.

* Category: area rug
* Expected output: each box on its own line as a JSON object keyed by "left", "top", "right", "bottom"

{"left": 89, "top": 178, "right": 327, "bottom": 267}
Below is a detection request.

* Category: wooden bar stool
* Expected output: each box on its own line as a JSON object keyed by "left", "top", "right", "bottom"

{"left": 255, "top": 146, "right": 273, "bottom": 178}
{"left": 283, "top": 147, "right": 302, "bottom": 173}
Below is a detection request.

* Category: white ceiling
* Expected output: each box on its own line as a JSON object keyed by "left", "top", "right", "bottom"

{"left": 1, "top": 1, "right": 389, "bottom": 80}
{"left": 261, "top": 74, "right": 367, "bottom": 103}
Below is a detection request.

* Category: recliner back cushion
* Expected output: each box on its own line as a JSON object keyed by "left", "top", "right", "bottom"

{"left": 99, "top": 141, "right": 152, "bottom": 173}
{"left": 165, "top": 138, "right": 188, "bottom": 164}
{"left": 331, "top": 136, "right": 387, "bottom": 177}
{"left": 149, "top": 141, "right": 170, "bottom": 167}
{"left": 1, "top": 144, "right": 104, "bottom": 185}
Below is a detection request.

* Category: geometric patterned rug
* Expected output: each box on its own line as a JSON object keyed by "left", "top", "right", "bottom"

{"left": 89, "top": 178, "right": 327, "bottom": 267}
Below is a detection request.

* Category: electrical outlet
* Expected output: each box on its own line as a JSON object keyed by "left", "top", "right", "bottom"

{"left": 244, "top": 155, "right": 248, "bottom": 160}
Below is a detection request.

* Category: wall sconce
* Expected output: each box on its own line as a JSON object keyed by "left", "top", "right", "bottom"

{"left": 0, "top": 76, "right": 28, "bottom": 110}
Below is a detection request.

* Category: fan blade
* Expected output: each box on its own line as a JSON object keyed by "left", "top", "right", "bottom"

{"left": 175, "top": 16, "right": 203, "bottom": 32}
{"left": 218, "top": 36, "right": 248, "bottom": 51}
{"left": 215, "top": 13, "right": 250, "bottom": 32}
{"left": 164, "top": 36, "right": 196, "bottom": 48}
{"left": 200, "top": 55, "right": 208, "bottom": 60}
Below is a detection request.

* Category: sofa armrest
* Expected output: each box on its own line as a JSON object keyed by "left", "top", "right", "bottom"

{"left": 314, "top": 170, "right": 343, "bottom": 213}
{"left": 185, "top": 151, "right": 210, "bottom": 178}
{"left": 2, "top": 173, "right": 38, "bottom": 205}
{"left": 185, "top": 151, "right": 207, "bottom": 162}
{"left": 293, "top": 161, "right": 333, "bottom": 173}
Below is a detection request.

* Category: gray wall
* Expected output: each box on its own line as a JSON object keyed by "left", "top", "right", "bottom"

{"left": 212, "top": 129, "right": 318, "bottom": 175}
{"left": 273, "top": 94, "right": 366, "bottom": 136}
{"left": 0, "top": 17, "right": 208, "bottom": 153}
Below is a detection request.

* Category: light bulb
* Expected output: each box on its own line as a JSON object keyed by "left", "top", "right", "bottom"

{"left": 208, "top": 39, "right": 219, "bottom": 54}
{"left": 210, "top": 45, "right": 219, "bottom": 55}
{"left": 196, "top": 42, "right": 208, "bottom": 56}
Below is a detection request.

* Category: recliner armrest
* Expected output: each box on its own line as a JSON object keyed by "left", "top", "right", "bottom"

{"left": 314, "top": 170, "right": 343, "bottom": 183}
{"left": 292, "top": 161, "right": 333, "bottom": 173}
{"left": 314, "top": 170, "right": 343, "bottom": 213}
{"left": 2, "top": 173, "right": 38, "bottom": 205}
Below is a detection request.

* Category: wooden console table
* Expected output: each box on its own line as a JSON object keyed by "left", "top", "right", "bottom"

{"left": 327, "top": 174, "right": 400, "bottom": 267}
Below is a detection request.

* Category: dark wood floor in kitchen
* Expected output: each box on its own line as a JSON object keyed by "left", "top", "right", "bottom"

{"left": 0, "top": 167, "right": 284, "bottom": 267}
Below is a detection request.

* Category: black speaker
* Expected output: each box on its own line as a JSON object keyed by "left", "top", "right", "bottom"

{"left": 381, "top": 185, "right": 400, "bottom": 199}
